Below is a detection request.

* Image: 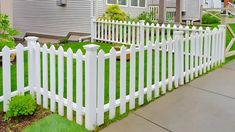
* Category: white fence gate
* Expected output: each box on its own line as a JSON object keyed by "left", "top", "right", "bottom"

{"left": 0, "top": 20, "right": 226, "bottom": 131}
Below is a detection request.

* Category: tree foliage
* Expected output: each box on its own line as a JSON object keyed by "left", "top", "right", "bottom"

{"left": 98, "top": 4, "right": 126, "bottom": 21}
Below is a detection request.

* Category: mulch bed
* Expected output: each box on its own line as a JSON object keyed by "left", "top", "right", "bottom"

{"left": 0, "top": 106, "right": 51, "bottom": 132}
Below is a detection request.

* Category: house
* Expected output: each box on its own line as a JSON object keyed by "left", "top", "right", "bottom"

{"left": 3, "top": 0, "right": 221, "bottom": 38}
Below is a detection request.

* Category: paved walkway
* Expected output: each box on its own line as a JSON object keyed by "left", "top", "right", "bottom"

{"left": 101, "top": 61, "right": 235, "bottom": 132}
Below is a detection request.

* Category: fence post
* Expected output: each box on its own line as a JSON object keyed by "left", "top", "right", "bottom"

{"left": 25, "top": 36, "right": 38, "bottom": 96}
{"left": 91, "top": 17, "right": 96, "bottom": 42}
{"left": 173, "top": 31, "right": 184, "bottom": 87}
{"left": 83, "top": 44, "right": 99, "bottom": 131}
{"left": 139, "top": 20, "right": 145, "bottom": 45}
{"left": 218, "top": 25, "right": 226, "bottom": 63}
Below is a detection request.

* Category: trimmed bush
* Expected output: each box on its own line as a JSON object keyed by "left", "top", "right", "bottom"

{"left": 98, "top": 4, "right": 126, "bottom": 21}
{"left": 6, "top": 95, "right": 37, "bottom": 119}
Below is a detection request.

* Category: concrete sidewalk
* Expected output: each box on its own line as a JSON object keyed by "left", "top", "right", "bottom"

{"left": 101, "top": 61, "right": 235, "bottom": 132}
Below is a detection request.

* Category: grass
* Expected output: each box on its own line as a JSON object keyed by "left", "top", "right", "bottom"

{"left": 23, "top": 114, "right": 88, "bottom": 132}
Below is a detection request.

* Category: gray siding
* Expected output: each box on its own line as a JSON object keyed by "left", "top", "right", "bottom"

{"left": 13, "top": 0, "right": 92, "bottom": 37}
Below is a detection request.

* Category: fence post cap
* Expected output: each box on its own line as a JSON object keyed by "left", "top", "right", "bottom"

{"left": 25, "top": 36, "right": 39, "bottom": 42}
{"left": 83, "top": 44, "right": 100, "bottom": 51}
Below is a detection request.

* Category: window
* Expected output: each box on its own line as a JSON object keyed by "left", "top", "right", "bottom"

{"left": 131, "top": 0, "right": 146, "bottom": 7}
{"left": 107, "top": 0, "right": 127, "bottom": 6}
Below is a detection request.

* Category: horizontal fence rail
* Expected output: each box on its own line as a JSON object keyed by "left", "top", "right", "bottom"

{"left": 0, "top": 22, "right": 226, "bottom": 131}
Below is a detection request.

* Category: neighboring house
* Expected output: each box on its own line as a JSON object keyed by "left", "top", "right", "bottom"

{"left": 7, "top": 0, "right": 221, "bottom": 38}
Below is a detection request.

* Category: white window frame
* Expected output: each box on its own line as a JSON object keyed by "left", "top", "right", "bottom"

{"left": 130, "top": 0, "right": 146, "bottom": 8}
{"left": 106, "top": 0, "right": 128, "bottom": 7}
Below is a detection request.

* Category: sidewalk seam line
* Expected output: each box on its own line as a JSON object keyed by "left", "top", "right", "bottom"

{"left": 132, "top": 112, "right": 173, "bottom": 132}
{"left": 188, "top": 84, "right": 235, "bottom": 99}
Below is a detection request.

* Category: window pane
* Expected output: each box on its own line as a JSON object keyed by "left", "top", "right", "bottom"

{"left": 108, "top": 0, "right": 117, "bottom": 4}
{"left": 131, "top": 0, "right": 138, "bottom": 6}
{"left": 139, "top": 0, "right": 145, "bottom": 7}
{"left": 119, "top": 0, "right": 127, "bottom": 5}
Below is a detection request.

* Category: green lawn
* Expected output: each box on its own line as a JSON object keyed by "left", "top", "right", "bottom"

{"left": 23, "top": 114, "right": 88, "bottom": 132}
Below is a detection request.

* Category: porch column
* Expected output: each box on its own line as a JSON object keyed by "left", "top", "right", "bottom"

{"left": 159, "top": 0, "right": 166, "bottom": 23}
{"left": 175, "top": 0, "right": 182, "bottom": 24}
{"left": 0, "top": 0, "right": 13, "bottom": 26}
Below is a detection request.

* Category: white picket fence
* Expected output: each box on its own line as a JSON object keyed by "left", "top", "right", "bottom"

{"left": 0, "top": 21, "right": 226, "bottom": 131}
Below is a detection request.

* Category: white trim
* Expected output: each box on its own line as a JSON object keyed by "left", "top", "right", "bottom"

{"left": 106, "top": 0, "right": 128, "bottom": 7}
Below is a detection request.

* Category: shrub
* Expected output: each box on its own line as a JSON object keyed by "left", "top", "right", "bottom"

{"left": 0, "top": 14, "right": 18, "bottom": 51}
{"left": 137, "top": 11, "right": 154, "bottom": 24}
{"left": 6, "top": 95, "right": 37, "bottom": 119}
{"left": 202, "top": 13, "right": 220, "bottom": 24}
{"left": 98, "top": 4, "right": 126, "bottom": 21}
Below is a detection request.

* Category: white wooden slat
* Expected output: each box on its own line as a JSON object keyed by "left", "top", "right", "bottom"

{"left": 50, "top": 45, "right": 56, "bottom": 112}
{"left": 215, "top": 29, "right": 219, "bottom": 66}
{"left": 120, "top": 21, "right": 123, "bottom": 43}
{"left": 138, "top": 44, "right": 145, "bottom": 105}
{"left": 146, "top": 23, "right": 150, "bottom": 45}
{"left": 124, "top": 21, "right": 127, "bottom": 44}
{"left": 112, "top": 20, "right": 115, "bottom": 42}
{"left": 147, "top": 42, "right": 153, "bottom": 101}
{"left": 203, "top": 29, "right": 209, "bottom": 73}
{"left": 151, "top": 23, "right": 155, "bottom": 45}
{"left": 116, "top": 21, "right": 119, "bottom": 42}
{"left": 161, "top": 40, "right": 167, "bottom": 93}
{"left": 136, "top": 22, "right": 140, "bottom": 45}
{"left": 174, "top": 33, "right": 179, "bottom": 87}
{"left": 108, "top": 20, "right": 111, "bottom": 41}
{"left": 128, "top": 21, "right": 131, "bottom": 44}
{"left": 76, "top": 50, "right": 83, "bottom": 125}
{"left": 207, "top": 29, "right": 212, "bottom": 70}
{"left": 132, "top": 22, "right": 136, "bottom": 45}
{"left": 218, "top": 29, "right": 222, "bottom": 64}
{"left": 58, "top": 46, "right": 64, "bottom": 116}
{"left": 199, "top": 27, "right": 204, "bottom": 74}
{"left": 16, "top": 44, "right": 24, "bottom": 94}
{"left": 2, "top": 47, "right": 11, "bottom": 112}
{"left": 101, "top": 21, "right": 104, "bottom": 41}
{"left": 97, "top": 50, "right": 105, "bottom": 125}
{"left": 35, "top": 43, "right": 41, "bottom": 105}
{"left": 109, "top": 48, "right": 116, "bottom": 119}
{"left": 154, "top": 41, "right": 160, "bottom": 97}
{"left": 42, "top": 44, "right": 48, "bottom": 109}
{"left": 67, "top": 48, "right": 73, "bottom": 121}
{"left": 129, "top": 45, "right": 136, "bottom": 110}
{"left": 120, "top": 46, "right": 127, "bottom": 114}
{"left": 195, "top": 33, "right": 199, "bottom": 77}
{"left": 167, "top": 24, "right": 171, "bottom": 41}
{"left": 156, "top": 24, "right": 160, "bottom": 43}
{"left": 179, "top": 33, "right": 184, "bottom": 85}
{"left": 185, "top": 27, "right": 190, "bottom": 83}
{"left": 105, "top": 20, "right": 108, "bottom": 41}
{"left": 161, "top": 24, "right": 165, "bottom": 42}
{"left": 168, "top": 40, "right": 173, "bottom": 91}
{"left": 98, "top": 21, "right": 100, "bottom": 40}
{"left": 211, "top": 29, "right": 217, "bottom": 68}
{"left": 190, "top": 34, "right": 195, "bottom": 80}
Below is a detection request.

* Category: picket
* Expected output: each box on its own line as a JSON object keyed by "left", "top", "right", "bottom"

{"left": 16, "top": 44, "right": 24, "bottom": 94}
{"left": 168, "top": 40, "right": 173, "bottom": 91}
{"left": 50, "top": 45, "right": 56, "bottom": 112}
{"left": 129, "top": 45, "right": 136, "bottom": 110}
{"left": 109, "top": 48, "right": 116, "bottom": 119}
{"left": 2, "top": 47, "right": 11, "bottom": 112}
{"left": 185, "top": 26, "right": 190, "bottom": 83}
{"left": 35, "top": 43, "right": 41, "bottom": 105}
{"left": 42, "top": 44, "right": 49, "bottom": 109}
{"left": 154, "top": 41, "right": 160, "bottom": 97}
{"left": 97, "top": 50, "right": 105, "bottom": 125}
{"left": 76, "top": 50, "right": 83, "bottom": 125}
{"left": 67, "top": 48, "right": 73, "bottom": 121}
{"left": 147, "top": 42, "right": 153, "bottom": 101}
{"left": 58, "top": 47, "right": 64, "bottom": 116}
{"left": 161, "top": 40, "right": 167, "bottom": 93}
{"left": 120, "top": 46, "right": 127, "bottom": 114}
